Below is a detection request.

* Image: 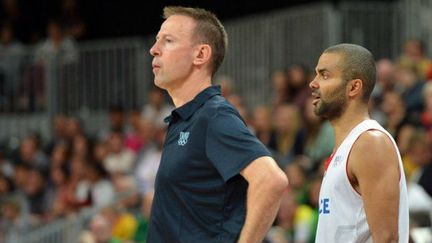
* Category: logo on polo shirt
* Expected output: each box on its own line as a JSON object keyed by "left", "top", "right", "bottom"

{"left": 178, "top": 131, "right": 190, "bottom": 146}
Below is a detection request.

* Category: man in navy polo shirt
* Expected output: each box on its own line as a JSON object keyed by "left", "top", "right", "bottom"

{"left": 148, "top": 6, "right": 288, "bottom": 242}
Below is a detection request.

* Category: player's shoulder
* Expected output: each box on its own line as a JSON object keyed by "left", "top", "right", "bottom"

{"left": 355, "top": 129, "right": 394, "bottom": 150}
{"left": 351, "top": 129, "right": 398, "bottom": 164}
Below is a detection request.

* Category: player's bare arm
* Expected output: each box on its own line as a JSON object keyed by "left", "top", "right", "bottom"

{"left": 348, "top": 130, "right": 400, "bottom": 243}
{"left": 238, "top": 156, "right": 288, "bottom": 243}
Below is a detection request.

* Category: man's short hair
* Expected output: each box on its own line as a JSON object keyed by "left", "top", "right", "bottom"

{"left": 324, "top": 43, "right": 376, "bottom": 102}
{"left": 163, "top": 6, "right": 228, "bottom": 76}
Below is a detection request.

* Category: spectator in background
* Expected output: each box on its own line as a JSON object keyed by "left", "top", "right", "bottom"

{"left": 394, "top": 66, "right": 425, "bottom": 120}
{"left": 98, "top": 104, "right": 125, "bottom": 142}
{"left": 397, "top": 124, "right": 418, "bottom": 180}
{"left": 80, "top": 213, "right": 121, "bottom": 243}
{"left": 124, "top": 108, "right": 146, "bottom": 154}
{"left": 20, "top": 20, "right": 78, "bottom": 111}
{"left": 46, "top": 164, "right": 70, "bottom": 220}
{"left": 72, "top": 135, "right": 91, "bottom": 159}
{"left": 141, "top": 87, "right": 173, "bottom": 129}
{"left": 214, "top": 74, "right": 235, "bottom": 98}
{"left": 65, "top": 116, "right": 85, "bottom": 142}
{"left": 49, "top": 142, "right": 70, "bottom": 168}
{"left": 22, "top": 166, "right": 52, "bottom": 225}
{"left": 101, "top": 206, "right": 138, "bottom": 242}
{"left": 381, "top": 91, "right": 408, "bottom": 138}
{"left": 397, "top": 39, "right": 431, "bottom": 80}
{"left": 17, "top": 134, "right": 49, "bottom": 170}
{"left": 0, "top": 150, "right": 13, "bottom": 178}
{"left": 0, "top": 0, "right": 34, "bottom": 43}
{"left": 284, "top": 160, "right": 309, "bottom": 204}
{"left": 135, "top": 126, "right": 165, "bottom": 214}
{"left": 0, "top": 198, "right": 28, "bottom": 243}
{"left": 45, "top": 114, "right": 69, "bottom": 154}
{"left": 269, "top": 104, "right": 303, "bottom": 167}
{"left": 103, "top": 130, "right": 135, "bottom": 176}
{"left": 251, "top": 105, "right": 275, "bottom": 147}
{"left": 372, "top": 59, "right": 396, "bottom": 105}
{"left": 0, "top": 22, "right": 24, "bottom": 111}
{"left": 421, "top": 82, "right": 432, "bottom": 139}
{"left": 33, "top": 19, "right": 78, "bottom": 65}
{"left": 406, "top": 129, "right": 432, "bottom": 197}
{"left": 287, "top": 64, "right": 310, "bottom": 109}
{"left": 270, "top": 70, "right": 289, "bottom": 108}
{"left": 267, "top": 191, "right": 316, "bottom": 243}
{"left": 78, "top": 161, "right": 114, "bottom": 208}
{"left": 301, "top": 96, "right": 334, "bottom": 169}
{"left": 64, "top": 155, "right": 90, "bottom": 211}
{"left": 58, "top": 0, "right": 86, "bottom": 40}
{"left": 92, "top": 141, "right": 108, "bottom": 164}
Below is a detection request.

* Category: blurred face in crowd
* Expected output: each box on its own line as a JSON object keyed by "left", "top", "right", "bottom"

{"left": 53, "top": 115, "right": 68, "bottom": 138}
{"left": 285, "top": 163, "right": 305, "bottom": 190}
{"left": 376, "top": 59, "right": 395, "bottom": 87}
{"left": 19, "top": 137, "right": 38, "bottom": 162}
{"left": 149, "top": 88, "right": 165, "bottom": 108}
{"left": 65, "top": 118, "right": 82, "bottom": 139}
{"left": 73, "top": 135, "right": 88, "bottom": 158}
{"left": 271, "top": 71, "right": 288, "bottom": 92}
{"left": 274, "top": 105, "right": 299, "bottom": 134}
{"left": 90, "top": 215, "right": 112, "bottom": 243}
{"left": 252, "top": 106, "right": 272, "bottom": 132}
{"left": 93, "top": 142, "right": 108, "bottom": 162}
{"left": 51, "top": 166, "right": 67, "bottom": 186}
{"left": 47, "top": 22, "right": 63, "bottom": 43}
{"left": 310, "top": 53, "right": 347, "bottom": 120}
{"left": 404, "top": 40, "right": 424, "bottom": 59}
{"left": 51, "top": 143, "right": 68, "bottom": 166}
{"left": 381, "top": 91, "right": 404, "bottom": 116}
{"left": 150, "top": 15, "right": 197, "bottom": 90}
{"left": 108, "top": 132, "right": 124, "bottom": 154}
{"left": 24, "top": 169, "right": 45, "bottom": 195}
{"left": 288, "top": 65, "right": 308, "bottom": 88}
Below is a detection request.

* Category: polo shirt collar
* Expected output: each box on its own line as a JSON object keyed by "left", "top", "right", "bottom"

{"left": 165, "top": 85, "right": 221, "bottom": 123}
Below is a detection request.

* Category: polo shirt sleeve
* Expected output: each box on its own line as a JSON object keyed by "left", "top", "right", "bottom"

{"left": 206, "top": 107, "right": 271, "bottom": 182}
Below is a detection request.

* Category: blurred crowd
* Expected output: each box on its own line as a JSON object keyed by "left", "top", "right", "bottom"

{"left": 0, "top": 0, "right": 81, "bottom": 111}
{"left": 0, "top": 38, "right": 431, "bottom": 243}
{"left": 1, "top": 0, "right": 432, "bottom": 242}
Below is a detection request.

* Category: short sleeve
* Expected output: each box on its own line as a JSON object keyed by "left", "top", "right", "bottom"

{"left": 206, "top": 107, "right": 271, "bottom": 182}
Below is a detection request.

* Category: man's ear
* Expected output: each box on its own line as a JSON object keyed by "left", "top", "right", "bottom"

{"left": 193, "top": 44, "right": 212, "bottom": 66}
{"left": 347, "top": 79, "right": 363, "bottom": 98}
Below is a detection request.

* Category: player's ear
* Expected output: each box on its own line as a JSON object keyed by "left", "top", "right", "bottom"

{"left": 193, "top": 44, "right": 212, "bottom": 66}
{"left": 347, "top": 79, "right": 363, "bottom": 98}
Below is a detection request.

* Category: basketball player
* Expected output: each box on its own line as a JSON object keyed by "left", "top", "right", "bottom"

{"left": 311, "top": 44, "right": 409, "bottom": 243}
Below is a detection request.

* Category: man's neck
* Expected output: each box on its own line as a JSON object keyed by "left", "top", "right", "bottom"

{"left": 330, "top": 103, "right": 370, "bottom": 150}
{"left": 167, "top": 75, "right": 212, "bottom": 108}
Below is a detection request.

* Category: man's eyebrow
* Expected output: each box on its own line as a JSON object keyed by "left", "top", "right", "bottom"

{"left": 316, "top": 68, "right": 329, "bottom": 74}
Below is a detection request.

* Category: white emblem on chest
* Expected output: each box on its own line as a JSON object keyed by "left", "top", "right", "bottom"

{"left": 178, "top": 132, "right": 190, "bottom": 146}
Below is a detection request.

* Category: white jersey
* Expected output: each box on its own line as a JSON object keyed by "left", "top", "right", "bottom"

{"left": 315, "top": 120, "right": 409, "bottom": 243}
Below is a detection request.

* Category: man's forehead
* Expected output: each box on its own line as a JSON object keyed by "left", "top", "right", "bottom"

{"left": 159, "top": 15, "right": 196, "bottom": 35}
{"left": 316, "top": 52, "right": 342, "bottom": 71}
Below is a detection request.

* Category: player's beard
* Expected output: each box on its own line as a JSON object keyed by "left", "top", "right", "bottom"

{"left": 314, "top": 83, "right": 347, "bottom": 120}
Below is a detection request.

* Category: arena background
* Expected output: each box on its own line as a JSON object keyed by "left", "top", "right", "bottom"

{"left": 0, "top": 0, "right": 432, "bottom": 242}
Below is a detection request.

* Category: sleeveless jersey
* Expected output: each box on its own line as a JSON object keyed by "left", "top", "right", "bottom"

{"left": 315, "top": 120, "right": 409, "bottom": 243}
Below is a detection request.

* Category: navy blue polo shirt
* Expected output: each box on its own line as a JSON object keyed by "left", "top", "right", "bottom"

{"left": 147, "top": 85, "right": 271, "bottom": 243}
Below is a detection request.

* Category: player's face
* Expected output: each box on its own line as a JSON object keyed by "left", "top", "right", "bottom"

{"left": 150, "top": 15, "right": 197, "bottom": 90}
{"left": 309, "top": 53, "right": 347, "bottom": 120}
